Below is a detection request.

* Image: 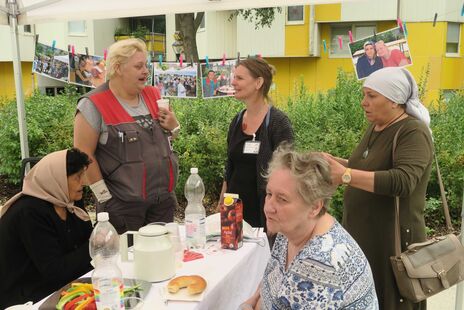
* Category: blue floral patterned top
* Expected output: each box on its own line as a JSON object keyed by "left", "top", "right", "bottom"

{"left": 261, "top": 221, "right": 378, "bottom": 309}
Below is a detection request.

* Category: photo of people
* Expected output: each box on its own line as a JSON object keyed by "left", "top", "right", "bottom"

{"left": 200, "top": 60, "right": 236, "bottom": 98}
{"left": 33, "top": 42, "right": 69, "bottom": 82}
{"left": 69, "top": 53, "right": 106, "bottom": 88}
{"left": 349, "top": 27, "right": 412, "bottom": 80}
{"left": 153, "top": 62, "right": 197, "bottom": 98}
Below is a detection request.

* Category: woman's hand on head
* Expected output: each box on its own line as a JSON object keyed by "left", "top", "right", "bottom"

{"left": 159, "top": 107, "right": 179, "bottom": 131}
{"left": 323, "top": 154, "right": 346, "bottom": 186}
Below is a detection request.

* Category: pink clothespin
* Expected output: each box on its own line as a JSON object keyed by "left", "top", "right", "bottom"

{"left": 222, "top": 53, "right": 226, "bottom": 66}
{"left": 257, "top": 53, "right": 262, "bottom": 59}
{"left": 71, "top": 45, "right": 75, "bottom": 57}
{"left": 179, "top": 54, "right": 183, "bottom": 67}
{"left": 348, "top": 31, "right": 353, "bottom": 43}
{"left": 338, "top": 36, "right": 343, "bottom": 49}
{"left": 397, "top": 18, "right": 404, "bottom": 32}
{"left": 103, "top": 49, "right": 108, "bottom": 60}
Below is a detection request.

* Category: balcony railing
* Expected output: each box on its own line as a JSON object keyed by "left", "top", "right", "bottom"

{"left": 114, "top": 32, "right": 166, "bottom": 59}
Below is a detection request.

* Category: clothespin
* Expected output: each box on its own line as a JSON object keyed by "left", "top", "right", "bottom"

{"left": 67, "top": 44, "right": 71, "bottom": 53}
{"left": 397, "top": 18, "right": 404, "bottom": 32}
{"left": 147, "top": 54, "right": 151, "bottom": 66}
{"left": 433, "top": 13, "right": 438, "bottom": 27}
{"left": 103, "top": 49, "right": 108, "bottom": 61}
{"left": 179, "top": 54, "right": 183, "bottom": 67}
{"left": 373, "top": 30, "right": 377, "bottom": 42}
{"left": 51, "top": 40, "right": 56, "bottom": 50}
{"left": 222, "top": 53, "right": 226, "bottom": 66}
{"left": 35, "top": 34, "right": 39, "bottom": 45}
{"left": 403, "top": 22, "right": 408, "bottom": 37}
{"left": 348, "top": 31, "right": 353, "bottom": 43}
{"left": 85, "top": 47, "right": 89, "bottom": 56}
{"left": 158, "top": 54, "right": 162, "bottom": 65}
{"left": 190, "top": 58, "right": 194, "bottom": 68}
{"left": 237, "top": 52, "right": 240, "bottom": 66}
{"left": 338, "top": 36, "right": 343, "bottom": 49}
{"left": 257, "top": 53, "right": 262, "bottom": 59}
{"left": 322, "top": 40, "right": 327, "bottom": 53}
{"left": 71, "top": 45, "right": 75, "bottom": 57}
{"left": 205, "top": 56, "right": 209, "bottom": 68}
{"left": 461, "top": 3, "right": 464, "bottom": 17}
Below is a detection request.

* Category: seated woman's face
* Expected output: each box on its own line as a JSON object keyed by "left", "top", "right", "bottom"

{"left": 264, "top": 167, "right": 312, "bottom": 235}
{"left": 67, "top": 169, "right": 87, "bottom": 202}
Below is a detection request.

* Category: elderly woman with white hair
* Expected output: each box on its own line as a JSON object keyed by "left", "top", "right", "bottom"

{"left": 74, "top": 38, "right": 180, "bottom": 233}
{"left": 241, "top": 146, "right": 378, "bottom": 310}
{"left": 325, "top": 67, "right": 433, "bottom": 310}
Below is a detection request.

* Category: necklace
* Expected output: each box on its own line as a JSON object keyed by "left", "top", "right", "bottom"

{"left": 362, "top": 112, "right": 406, "bottom": 159}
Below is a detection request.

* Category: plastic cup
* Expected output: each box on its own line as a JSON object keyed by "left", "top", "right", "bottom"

{"left": 157, "top": 99, "right": 169, "bottom": 110}
{"left": 122, "top": 297, "right": 144, "bottom": 310}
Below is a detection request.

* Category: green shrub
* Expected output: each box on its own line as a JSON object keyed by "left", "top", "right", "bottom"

{"left": 0, "top": 88, "right": 79, "bottom": 183}
{"left": 171, "top": 96, "right": 242, "bottom": 205}
{"left": 428, "top": 90, "right": 464, "bottom": 228}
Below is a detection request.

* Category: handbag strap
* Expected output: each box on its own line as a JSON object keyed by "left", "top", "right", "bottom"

{"left": 392, "top": 125, "right": 405, "bottom": 257}
{"left": 392, "top": 126, "right": 454, "bottom": 257}
{"left": 434, "top": 153, "right": 453, "bottom": 231}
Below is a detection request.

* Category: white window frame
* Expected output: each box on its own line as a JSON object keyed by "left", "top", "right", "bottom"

{"left": 68, "top": 20, "right": 87, "bottom": 36}
{"left": 196, "top": 12, "right": 206, "bottom": 33}
{"left": 329, "top": 23, "right": 377, "bottom": 59}
{"left": 286, "top": 6, "right": 305, "bottom": 25}
{"left": 446, "top": 22, "right": 461, "bottom": 57}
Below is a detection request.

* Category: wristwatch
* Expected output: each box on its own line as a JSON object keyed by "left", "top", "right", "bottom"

{"left": 171, "top": 124, "right": 181, "bottom": 137}
{"left": 342, "top": 168, "right": 352, "bottom": 185}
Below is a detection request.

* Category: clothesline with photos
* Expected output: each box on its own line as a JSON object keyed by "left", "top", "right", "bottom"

{"left": 32, "top": 39, "right": 265, "bottom": 99}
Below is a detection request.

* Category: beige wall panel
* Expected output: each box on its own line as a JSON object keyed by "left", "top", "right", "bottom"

{"left": 341, "top": 0, "right": 396, "bottom": 22}
{"left": 236, "top": 10, "right": 285, "bottom": 57}
{"left": 93, "top": 19, "right": 126, "bottom": 55}
{"left": 401, "top": 0, "right": 464, "bottom": 22}
{"left": 197, "top": 11, "right": 236, "bottom": 60}
{"left": 0, "top": 25, "right": 36, "bottom": 61}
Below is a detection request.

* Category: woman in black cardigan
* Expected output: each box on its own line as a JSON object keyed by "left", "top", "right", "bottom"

{"left": 0, "top": 148, "right": 93, "bottom": 308}
{"left": 218, "top": 57, "right": 294, "bottom": 234}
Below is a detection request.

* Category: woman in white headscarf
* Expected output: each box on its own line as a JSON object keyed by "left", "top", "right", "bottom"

{"left": 324, "top": 67, "right": 433, "bottom": 310}
{"left": 0, "top": 148, "right": 93, "bottom": 308}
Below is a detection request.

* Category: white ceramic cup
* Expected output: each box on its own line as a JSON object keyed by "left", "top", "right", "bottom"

{"left": 5, "top": 301, "right": 33, "bottom": 310}
{"left": 157, "top": 99, "right": 170, "bottom": 110}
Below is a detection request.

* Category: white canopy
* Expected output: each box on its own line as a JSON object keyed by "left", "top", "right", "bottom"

{"left": 3, "top": 0, "right": 352, "bottom": 25}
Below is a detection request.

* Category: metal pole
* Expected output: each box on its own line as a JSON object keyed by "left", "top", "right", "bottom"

{"left": 8, "top": 0, "right": 30, "bottom": 160}
{"left": 455, "top": 186, "right": 464, "bottom": 310}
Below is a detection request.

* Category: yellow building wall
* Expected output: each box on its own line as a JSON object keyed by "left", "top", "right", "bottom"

{"left": 315, "top": 4, "right": 341, "bottom": 22}
{"left": 0, "top": 62, "right": 35, "bottom": 100}
{"left": 271, "top": 20, "right": 464, "bottom": 106}
{"left": 285, "top": 6, "right": 310, "bottom": 56}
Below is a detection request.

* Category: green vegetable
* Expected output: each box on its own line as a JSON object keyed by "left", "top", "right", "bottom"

{"left": 56, "top": 291, "right": 84, "bottom": 310}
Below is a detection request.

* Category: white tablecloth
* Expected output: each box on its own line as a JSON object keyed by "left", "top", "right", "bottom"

{"left": 34, "top": 230, "right": 270, "bottom": 310}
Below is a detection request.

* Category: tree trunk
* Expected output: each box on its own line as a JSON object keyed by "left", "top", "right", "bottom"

{"left": 175, "top": 13, "right": 204, "bottom": 63}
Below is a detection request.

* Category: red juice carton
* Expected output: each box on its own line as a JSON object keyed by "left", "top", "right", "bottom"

{"left": 220, "top": 193, "right": 243, "bottom": 250}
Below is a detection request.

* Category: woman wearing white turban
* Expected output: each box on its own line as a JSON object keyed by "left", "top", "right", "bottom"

{"left": 324, "top": 67, "right": 433, "bottom": 310}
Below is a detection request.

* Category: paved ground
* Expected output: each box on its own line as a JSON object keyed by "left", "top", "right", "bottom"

{"left": 428, "top": 284, "right": 462, "bottom": 310}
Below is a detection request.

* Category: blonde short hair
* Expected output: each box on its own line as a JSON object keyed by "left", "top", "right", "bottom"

{"left": 265, "top": 145, "right": 335, "bottom": 216}
{"left": 106, "top": 38, "right": 147, "bottom": 80}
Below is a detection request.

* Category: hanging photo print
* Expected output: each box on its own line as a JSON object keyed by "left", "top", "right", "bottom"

{"left": 33, "top": 42, "right": 69, "bottom": 82}
{"left": 200, "top": 60, "right": 236, "bottom": 98}
{"left": 69, "top": 53, "right": 106, "bottom": 88}
{"left": 153, "top": 62, "right": 198, "bottom": 98}
{"left": 349, "top": 26, "right": 413, "bottom": 80}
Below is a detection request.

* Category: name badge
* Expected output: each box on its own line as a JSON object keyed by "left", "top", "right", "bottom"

{"left": 243, "top": 141, "right": 260, "bottom": 154}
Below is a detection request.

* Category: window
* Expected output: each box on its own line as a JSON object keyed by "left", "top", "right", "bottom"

{"left": 286, "top": 6, "right": 304, "bottom": 24}
{"left": 68, "top": 21, "right": 86, "bottom": 35}
{"left": 196, "top": 12, "right": 205, "bottom": 32}
{"left": 330, "top": 25, "right": 351, "bottom": 57}
{"left": 23, "top": 25, "right": 32, "bottom": 33}
{"left": 354, "top": 25, "right": 376, "bottom": 41}
{"left": 44, "top": 87, "right": 64, "bottom": 96}
{"left": 446, "top": 22, "right": 460, "bottom": 55}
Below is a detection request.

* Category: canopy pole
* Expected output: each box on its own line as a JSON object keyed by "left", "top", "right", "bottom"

{"left": 8, "top": 0, "right": 29, "bottom": 160}
{"left": 456, "top": 186, "right": 464, "bottom": 310}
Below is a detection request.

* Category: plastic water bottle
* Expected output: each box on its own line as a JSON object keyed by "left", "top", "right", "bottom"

{"left": 184, "top": 168, "right": 206, "bottom": 249}
{"left": 90, "top": 212, "right": 124, "bottom": 310}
